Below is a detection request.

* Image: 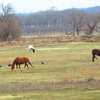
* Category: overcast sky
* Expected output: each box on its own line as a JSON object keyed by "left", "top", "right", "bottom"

{"left": 0, "top": 0, "right": 100, "bottom": 13}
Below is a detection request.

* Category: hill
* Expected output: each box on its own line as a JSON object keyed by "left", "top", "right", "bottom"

{"left": 17, "top": 6, "right": 100, "bottom": 17}
{"left": 82, "top": 6, "right": 100, "bottom": 13}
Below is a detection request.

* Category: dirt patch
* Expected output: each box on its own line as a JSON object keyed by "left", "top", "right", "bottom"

{"left": 0, "top": 78, "right": 100, "bottom": 92}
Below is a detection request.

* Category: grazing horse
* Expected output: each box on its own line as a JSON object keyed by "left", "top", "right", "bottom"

{"left": 11, "top": 57, "right": 34, "bottom": 71}
{"left": 92, "top": 49, "right": 100, "bottom": 62}
{"left": 28, "top": 45, "right": 35, "bottom": 53}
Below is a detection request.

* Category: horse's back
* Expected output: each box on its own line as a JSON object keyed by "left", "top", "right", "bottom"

{"left": 14, "top": 57, "right": 29, "bottom": 64}
{"left": 92, "top": 49, "right": 100, "bottom": 56}
{"left": 29, "top": 45, "right": 34, "bottom": 49}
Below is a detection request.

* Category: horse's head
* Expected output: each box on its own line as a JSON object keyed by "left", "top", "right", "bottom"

{"left": 32, "top": 49, "right": 35, "bottom": 53}
{"left": 11, "top": 64, "right": 15, "bottom": 71}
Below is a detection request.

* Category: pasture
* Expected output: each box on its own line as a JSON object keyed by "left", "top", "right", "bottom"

{"left": 0, "top": 42, "right": 100, "bottom": 100}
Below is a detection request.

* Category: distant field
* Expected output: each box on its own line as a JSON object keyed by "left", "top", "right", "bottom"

{"left": 0, "top": 42, "right": 100, "bottom": 100}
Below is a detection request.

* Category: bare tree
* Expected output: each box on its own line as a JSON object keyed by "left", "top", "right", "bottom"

{"left": 84, "top": 13, "right": 100, "bottom": 35}
{"left": 0, "top": 4, "right": 22, "bottom": 41}
{"left": 67, "top": 9, "right": 87, "bottom": 36}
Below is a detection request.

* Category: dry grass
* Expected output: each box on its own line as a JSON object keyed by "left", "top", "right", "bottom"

{"left": 1, "top": 33, "right": 100, "bottom": 47}
{"left": 0, "top": 41, "right": 100, "bottom": 99}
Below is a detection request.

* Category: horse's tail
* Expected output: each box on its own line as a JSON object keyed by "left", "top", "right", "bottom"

{"left": 28, "top": 61, "right": 34, "bottom": 68}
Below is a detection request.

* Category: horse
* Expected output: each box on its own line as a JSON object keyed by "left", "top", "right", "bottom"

{"left": 28, "top": 45, "right": 35, "bottom": 53}
{"left": 92, "top": 49, "right": 100, "bottom": 62}
{"left": 11, "top": 57, "right": 34, "bottom": 71}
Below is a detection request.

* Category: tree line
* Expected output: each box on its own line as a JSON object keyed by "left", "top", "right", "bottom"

{"left": 0, "top": 4, "right": 100, "bottom": 41}
{"left": 23, "top": 8, "right": 100, "bottom": 36}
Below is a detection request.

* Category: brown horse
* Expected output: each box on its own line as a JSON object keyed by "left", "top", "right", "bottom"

{"left": 11, "top": 57, "right": 34, "bottom": 71}
{"left": 92, "top": 49, "right": 100, "bottom": 62}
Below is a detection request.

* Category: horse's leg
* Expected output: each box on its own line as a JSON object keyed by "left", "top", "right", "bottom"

{"left": 92, "top": 54, "right": 98, "bottom": 62}
{"left": 26, "top": 63, "right": 29, "bottom": 70}
{"left": 24, "top": 64, "right": 26, "bottom": 68}
{"left": 95, "top": 56, "right": 98, "bottom": 60}
{"left": 16, "top": 64, "right": 18, "bottom": 69}
{"left": 19, "top": 64, "right": 22, "bottom": 71}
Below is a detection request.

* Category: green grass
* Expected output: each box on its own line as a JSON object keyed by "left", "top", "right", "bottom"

{"left": 0, "top": 42, "right": 100, "bottom": 99}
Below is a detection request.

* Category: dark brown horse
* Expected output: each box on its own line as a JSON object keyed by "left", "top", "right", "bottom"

{"left": 11, "top": 57, "right": 34, "bottom": 71}
{"left": 92, "top": 49, "right": 100, "bottom": 62}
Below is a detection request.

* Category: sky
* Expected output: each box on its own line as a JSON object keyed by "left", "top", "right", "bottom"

{"left": 0, "top": 0, "right": 100, "bottom": 13}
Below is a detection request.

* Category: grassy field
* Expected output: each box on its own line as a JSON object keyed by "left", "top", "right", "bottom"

{"left": 0, "top": 42, "right": 100, "bottom": 100}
